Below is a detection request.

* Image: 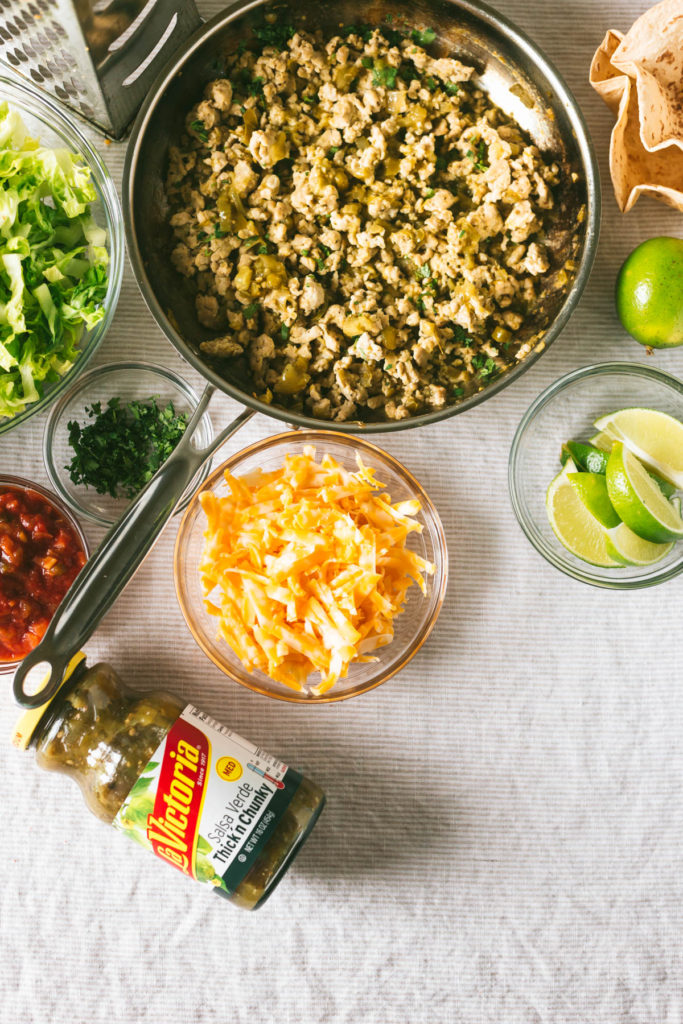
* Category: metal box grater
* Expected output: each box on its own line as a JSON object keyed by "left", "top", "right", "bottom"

{"left": 0, "top": 0, "right": 200, "bottom": 138}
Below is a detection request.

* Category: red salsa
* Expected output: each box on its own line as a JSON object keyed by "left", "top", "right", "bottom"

{"left": 0, "top": 487, "right": 86, "bottom": 663}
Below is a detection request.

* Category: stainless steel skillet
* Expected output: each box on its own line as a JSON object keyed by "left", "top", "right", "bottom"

{"left": 14, "top": 0, "right": 599, "bottom": 706}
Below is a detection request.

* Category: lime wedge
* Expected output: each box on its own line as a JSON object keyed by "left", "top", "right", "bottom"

{"left": 594, "top": 408, "right": 683, "bottom": 489}
{"left": 569, "top": 435, "right": 675, "bottom": 497}
{"left": 546, "top": 462, "right": 620, "bottom": 567}
{"left": 604, "top": 524, "right": 672, "bottom": 566}
{"left": 588, "top": 431, "right": 614, "bottom": 452}
{"left": 567, "top": 472, "right": 621, "bottom": 528}
{"left": 565, "top": 442, "right": 609, "bottom": 474}
{"left": 606, "top": 441, "right": 683, "bottom": 543}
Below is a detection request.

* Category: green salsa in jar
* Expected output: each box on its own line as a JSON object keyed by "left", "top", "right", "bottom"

{"left": 13, "top": 656, "right": 325, "bottom": 910}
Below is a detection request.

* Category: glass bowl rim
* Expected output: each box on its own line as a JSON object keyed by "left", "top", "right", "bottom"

{"left": 0, "top": 74, "right": 124, "bottom": 437}
{"left": 0, "top": 474, "right": 90, "bottom": 673}
{"left": 508, "top": 360, "right": 683, "bottom": 590}
{"left": 174, "top": 429, "right": 449, "bottom": 702}
{"left": 43, "top": 359, "right": 215, "bottom": 527}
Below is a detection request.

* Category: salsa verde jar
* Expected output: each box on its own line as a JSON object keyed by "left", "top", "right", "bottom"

{"left": 12, "top": 655, "right": 325, "bottom": 909}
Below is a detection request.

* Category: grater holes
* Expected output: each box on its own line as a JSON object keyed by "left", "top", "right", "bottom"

{"left": 10, "top": 12, "right": 26, "bottom": 29}
{"left": 5, "top": 51, "right": 19, "bottom": 66}
{"left": 0, "top": 26, "right": 12, "bottom": 41}
{"left": 40, "top": 23, "right": 67, "bottom": 46}
{"left": 10, "top": 46, "right": 29, "bottom": 64}
{"left": 29, "top": 68, "right": 44, "bottom": 84}
{"left": 44, "top": 56, "right": 65, "bottom": 75}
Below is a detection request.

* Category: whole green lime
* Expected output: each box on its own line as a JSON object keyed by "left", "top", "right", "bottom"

{"left": 616, "top": 236, "right": 683, "bottom": 348}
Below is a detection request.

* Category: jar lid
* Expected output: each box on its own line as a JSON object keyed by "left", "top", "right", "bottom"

{"left": 11, "top": 653, "right": 86, "bottom": 750}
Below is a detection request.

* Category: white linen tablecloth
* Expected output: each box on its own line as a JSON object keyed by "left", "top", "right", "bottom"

{"left": 2, "top": 2, "right": 683, "bottom": 1021}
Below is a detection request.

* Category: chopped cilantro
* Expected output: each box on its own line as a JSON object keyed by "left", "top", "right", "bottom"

{"left": 472, "top": 354, "right": 498, "bottom": 380}
{"left": 425, "top": 76, "right": 438, "bottom": 92}
{"left": 253, "top": 20, "right": 295, "bottom": 49}
{"left": 280, "top": 324, "right": 290, "bottom": 341}
{"left": 190, "top": 119, "right": 208, "bottom": 142}
{"left": 361, "top": 56, "right": 373, "bottom": 68}
{"left": 214, "top": 228, "right": 226, "bottom": 239}
{"left": 302, "top": 94, "right": 318, "bottom": 105}
{"left": 248, "top": 75, "right": 265, "bottom": 96}
{"left": 381, "top": 26, "right": 405, "bottom": 47}
{"left": 398, "top": 60, "right": 420, "bottom": 84}
{"left": 451, "top": 325, "right": 473, "bottom": 346}
{"left": 467, "top": 140, "right": 488, "bottom": 172}
{"left": 459, "top": 229, "right": 466, "bottom": 238}
{"left": 243, "top": 302, "right": 260, "bottom": 319}
{"left": 66, "top": 397, "right": 188, "bottom": 500}
{"left": 342, "top": 23, "right": 374, "bottom": 42}
{"left": 415, "top": 264, "right": 431, "bottom": 280}
{"left": 243, "top": 235, "right": 262, "bottom": 250}
{"left": 411, "top": 27, "right": 436, "bottom": 46}
{"left": 444, "top": 82, "right": 460, "bottom": 96}
{"left": 301, "top": 249, "right": 310, "bottom": 257}
{"left": 425, "top": 188, "right": 435, "bottom": 198}
{"left": 327, "top": 145, "right": 340, "bottom": 158}
{"left": 452, "top": 385, "right": 465, "bottom": 397}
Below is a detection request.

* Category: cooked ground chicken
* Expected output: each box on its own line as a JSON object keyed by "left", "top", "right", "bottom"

{"left": 165, "top": 22, "right": 562, "bottom": 422}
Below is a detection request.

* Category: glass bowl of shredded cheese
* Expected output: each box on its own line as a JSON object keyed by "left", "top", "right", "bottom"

{"left": 174, "top": 432, "right": 448, "bottom": 702}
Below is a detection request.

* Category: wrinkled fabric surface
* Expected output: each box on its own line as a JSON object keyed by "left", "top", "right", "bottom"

{"left": 2, "top": 2, "right": 683, "bottom": 1022}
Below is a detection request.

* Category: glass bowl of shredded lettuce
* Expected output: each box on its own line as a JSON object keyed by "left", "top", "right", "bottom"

{"left": 0, "top": 76, "right": 123, "bottom": 433}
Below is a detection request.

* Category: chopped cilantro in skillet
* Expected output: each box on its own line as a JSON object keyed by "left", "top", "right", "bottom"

{"left": 190, "top": 119, "right": 208, "bottom": 142}
{"left": 253, "top": 20, "right": 295, "bottom": 50}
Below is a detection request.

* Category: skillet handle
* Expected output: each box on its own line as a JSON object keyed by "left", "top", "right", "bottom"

{"left": 13, "top": 386, "right": 254, "bottom": 708}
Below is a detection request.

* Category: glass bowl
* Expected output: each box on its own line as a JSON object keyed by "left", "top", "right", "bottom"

{"left": 174, "top": 431, "right": 448, "bottom": 702}
{"left": 509, "top": 362, "right": 683, "bottom": 589}
{"left": 0, "top": 475, "right": 89, "bottom": 676}
{"left": 0, "top": 75, "right": 123, "bottom": 436}
{"left": 43, "top": 361, "right": 214, "bottom": 527}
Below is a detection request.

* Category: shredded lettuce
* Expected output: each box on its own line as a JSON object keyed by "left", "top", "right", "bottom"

{"left": 0, "top": 101, "right": 108, "bottom": 419}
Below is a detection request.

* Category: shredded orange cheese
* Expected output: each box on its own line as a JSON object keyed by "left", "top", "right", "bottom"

{"left": 198, "top": 446, "right": 435, "bottom": 695}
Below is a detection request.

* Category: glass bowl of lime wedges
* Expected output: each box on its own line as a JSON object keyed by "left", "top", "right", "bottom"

{"left": 509, "top": 362, "right": 683, "bottom": 589}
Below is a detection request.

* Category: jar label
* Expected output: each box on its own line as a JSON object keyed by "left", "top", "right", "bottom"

{"left": 112, "top": 704, "right": 302, "bottom": 896}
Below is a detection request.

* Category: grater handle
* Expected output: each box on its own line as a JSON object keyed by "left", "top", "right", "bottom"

{"left": 100, "top": 0, "right": 203, "bottom": 137}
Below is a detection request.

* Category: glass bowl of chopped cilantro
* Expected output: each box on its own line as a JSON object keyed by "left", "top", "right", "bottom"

{"left": 43, "top": 361, "right": 214, "bottom": 527}
{"left": 0, "top": 77, "right": 123, "bottom": 434}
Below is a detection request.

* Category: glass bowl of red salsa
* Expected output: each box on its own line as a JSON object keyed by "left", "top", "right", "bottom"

{"left": 0, "top": 477, "right": 88, "bottom": 674}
